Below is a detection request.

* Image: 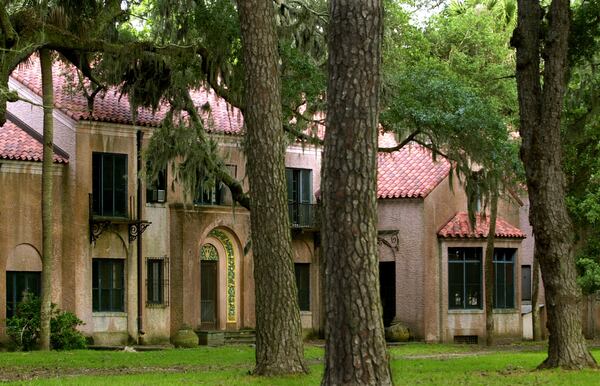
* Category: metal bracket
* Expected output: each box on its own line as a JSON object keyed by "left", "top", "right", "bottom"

{"left": 129, "top": 221, "right": 152, "bottom": 242}
{"left": 377, "top": 229, "right": 400, "bottom": 252}
{"left": 90, "top": 220, "right": 111, "bottom": 243}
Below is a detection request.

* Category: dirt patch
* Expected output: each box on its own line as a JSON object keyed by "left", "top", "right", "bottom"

{"left": 0, "top": 359, "right": 324, "bottom": 382}
{"left": 0, "top": 364, "right": 241, "bottom": 382}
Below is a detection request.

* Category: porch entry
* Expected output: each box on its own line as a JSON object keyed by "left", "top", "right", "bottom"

{"left": 200, "top": 244, "right": 219, "bottom": 329}
{"left": 379, "top": 261, "right": 396, "bottom": 327}
{"left": 199, "top": 229, "right": 238, "bottom": 330}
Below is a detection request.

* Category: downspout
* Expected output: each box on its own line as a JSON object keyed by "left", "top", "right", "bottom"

{"left": 136, "top": 130, "right": 145, "bottom": 343}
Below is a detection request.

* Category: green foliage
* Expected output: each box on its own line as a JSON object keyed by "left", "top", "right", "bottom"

{"left": 6, "top": 294, "right": 87, "bottom": 351}
{"left": 563, "top": 2, "right": 600, "bottom": 293}
{"left": 381, "top": 2, "right": 522, "bottom": 209}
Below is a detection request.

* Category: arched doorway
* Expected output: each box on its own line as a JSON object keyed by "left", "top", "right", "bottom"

{"left": 199, "top": 228, "right": 238, "bottom": 330}
{"left": 200, "top": 243, "right": 219, "bottom": 329}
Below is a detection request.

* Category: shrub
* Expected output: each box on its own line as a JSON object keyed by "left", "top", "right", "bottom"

{"left": 6, "top": 293, "right": 87, "bottom": 351}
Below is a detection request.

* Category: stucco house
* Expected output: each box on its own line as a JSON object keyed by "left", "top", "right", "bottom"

{"left": 1, "top": 58, "right": 537, "bottom": 346}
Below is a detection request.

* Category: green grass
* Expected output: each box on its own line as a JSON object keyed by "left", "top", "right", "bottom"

{"left": 1, "top": 344, "right": 599, "bottom": 385}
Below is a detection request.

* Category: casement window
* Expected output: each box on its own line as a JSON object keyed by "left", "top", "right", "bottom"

{"left": 294, "top": 263, "right": 310, "bottom": 312}
{"left": 286, "top": 168, "right": 312, "bottom": 227}
{"left": 92, "top": 259, "right": 125, "bottom": 312}
{"left": 146, "top": 258, "right": 169, "bottom": 306}
{"left": 92, "top": 153, "right": 128, "bottom": 217}
{"left": 521, "top": 264, "right": 532, "bottom": 303}
{"left": 6, "top": 272, "right": 40, "bottom": 318}
{"left": 146, "top": 168, "right": 167, "bottom": 204}
{"left": 195, "top": 164, "right": 237, "bottom": 206}
{"left": 494, "top": 248, "right": 516, "bottom": 309}
{"left": 448, "top": 247, "right": 482, "bottom": 309}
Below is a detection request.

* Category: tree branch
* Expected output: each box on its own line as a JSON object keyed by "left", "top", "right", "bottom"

{"left": 181, "top": 91, "right": 251, "bottom": 210}
{"left": 377, "top": 129, "right": 421, "bottom": 153}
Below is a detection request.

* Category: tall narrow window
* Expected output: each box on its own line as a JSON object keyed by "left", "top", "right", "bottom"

{"left": 521, "top": 264, "right": 532, "bottom": 303}
{"left": 448, "top": 248, "right": 482, "bottom": 309}
{"left": 494, "top": 248, "right": 516, "bottom": 309}
{"left": 147, "top": 258, "right": 168, "bottom": 306}
{"left": 93, "top": 153, "right": 128, "bottom": 217}
{"left": 6, "top": 272, "right": 41, "bottom": 318}
{"left": 92, "top": 259, "right": 125, "bottom": 312}
{"left": 286, "top": 168, "right": 312, "bottom": 227}
{"left": 294, "top": 263, "right": 310, "bottom": 311}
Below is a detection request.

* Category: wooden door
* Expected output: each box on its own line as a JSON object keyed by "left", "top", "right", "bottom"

{"left": 200, "top": 260, "right": 218, "bottom": 329}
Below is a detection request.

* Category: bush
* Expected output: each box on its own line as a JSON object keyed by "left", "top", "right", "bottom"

{"left": 6, "top": 293, "right": 87, "bottom": 351}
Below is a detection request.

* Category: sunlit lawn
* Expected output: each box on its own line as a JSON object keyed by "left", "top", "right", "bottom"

{"left": 1, "top": 343, "right": 599, "bottom": 385}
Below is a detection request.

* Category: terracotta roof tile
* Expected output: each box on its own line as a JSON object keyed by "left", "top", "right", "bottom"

{"left": 377, "top": 134, "right": 451, "bottom": 198}
{"left": 0, "top": 119, "right": 68, "bottom": 163}
{"left": 438, "top": 212, "right": 525, "bottom": 239}
{"left": 11, "top": 59, "right": 244, "bottom": 134}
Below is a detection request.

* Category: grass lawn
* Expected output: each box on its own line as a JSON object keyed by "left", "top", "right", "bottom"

{"left": 1, "top": 343, "right": 599, "bottom": 385}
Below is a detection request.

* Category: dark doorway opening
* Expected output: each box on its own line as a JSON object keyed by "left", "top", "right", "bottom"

{"left": 379, "top": 261, "right": 396, "bottom": 327}
{"left": 200, "top": 260, "right": 218, "bottom": 329}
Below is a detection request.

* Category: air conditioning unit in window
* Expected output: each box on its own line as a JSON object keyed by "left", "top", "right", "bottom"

{"left": 156, "top": 189, "right": 166, "bottom": 203}
{"left": 149, "top": 189, "right": 166, "bottom": 203}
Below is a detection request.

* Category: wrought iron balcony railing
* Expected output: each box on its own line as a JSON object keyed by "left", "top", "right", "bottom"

{"left": 288, "top": 203, "right": 318, "bottom": 229}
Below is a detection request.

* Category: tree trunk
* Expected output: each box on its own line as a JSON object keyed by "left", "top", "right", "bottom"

{"left": 485, "top": 192, "right": 498, "bottom": 346}
{"left": 237, "top": 0, "right": 307, "bottom": 376}
{"left": 39, "top": 48, "right": 54, "bottom": 351}
{"left": 512, "top": 0, "right": 596, "bottom": 369}
{"left": 321, "top": 1, "right": 392, "bottom": 385}
{"left": 531, "top": 246, "right": 542, "bottom": 341}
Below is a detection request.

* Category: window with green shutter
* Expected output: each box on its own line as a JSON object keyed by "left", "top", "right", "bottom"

{"left": 92, "top": 153, "right": 128, "bottom": 217}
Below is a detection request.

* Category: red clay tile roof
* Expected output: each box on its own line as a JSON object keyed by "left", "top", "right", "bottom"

{"left": 11, "top": 59, "right": 243, "bottom": 134}
{"left": 0, "top": 119, "right": 68, "bottom": 163}
{"left": 438, "top": 212, "right": 525, "bottom": 239}
{"left": 377, "top": 134, "right": 451, "bottom": 198}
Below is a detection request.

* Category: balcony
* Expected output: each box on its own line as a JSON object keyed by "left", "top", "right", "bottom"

{"left": 288, "top": 203, "right": 319, "bottom": 229}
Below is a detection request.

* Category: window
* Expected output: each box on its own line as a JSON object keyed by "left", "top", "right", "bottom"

{"left": 147, "top": 258, "right": 168, "bottom": 306}
{"left": 93, "top": 153, "right": 128, "bottom": 217}
{"left": 494, "top": 248, "right": 516, "bottom": 309}
{"left": 195, "top": 165, "right": 237, "bottom": 206}
{"left": 6, "top": 272, "right": 40, "bottom": 318}
{"left": 146, "top": 168, "right": 167, "bottom": 204}
{"left": 294, "top": 263, "right": 310, "bottom": 311}
{"left": 521, "top": 264, "right": 532, "bottom": 303}
{"left": 92, "top": 259, "right": 125, "bottom": 312}
{"left": 448, "top": 248, "right": 482, "bottom": 309}
{"left": 286, "top": 168, "right": 312, "bottom": 226}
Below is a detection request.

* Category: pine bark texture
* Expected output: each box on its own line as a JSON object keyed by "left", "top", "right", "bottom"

{"left": 39, "top": 48, "right": 54, "bottom": 351}
{"left": 485, "top": 193, "right": 498, "bottom": 346}
{"left": 321, "top": 1, "right": 392, "bottom": 384}
{"left": 237, "top": 0, "right": 307, "bottom": 376}
{"left": 513, "top": 0, "right": 596, "bottom": 369}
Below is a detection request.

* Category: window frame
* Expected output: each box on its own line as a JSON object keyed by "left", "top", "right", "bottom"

{"left": 493, "top": 248, "right": 516, "bottom": 309}
{"left": 521, "top": 264, "right": 532, "bottom": 303}
{"left": 294, "top": 263, "right": 311, "bottom": 312}
{"left": 146, "top": 257, "right": 169, "bottom": 307}
{"left": 92, "top": 152, "right": 128, "bottom": 218}
{"left": 448, "top": 247, "right": 483, "bottom": 310}
{"left": 6, "top": 271, "right": 41, "bottom": 318}
{"left": 286, "top": 168, "right": 313, "bottom": 226}
{"left": 92, "top": 258, "right": 125, "bottom": 313}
